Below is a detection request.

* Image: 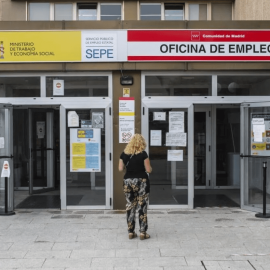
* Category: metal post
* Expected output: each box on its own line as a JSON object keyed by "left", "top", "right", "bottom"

{"left": 255, "top": 161, "right": 270, "bottom": 218}
{"left": 0, "top": 176, "right": 15, "bottom": 216}
{"left": 5, "top": 177, "right": 8, "bottom": 213}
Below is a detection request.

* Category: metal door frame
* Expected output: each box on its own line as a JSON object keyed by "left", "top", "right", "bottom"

{"left": 240, "top": 101, "right": 270, "bottom": 213}
{"left": 60, "top": 99, "right": 112, "bottom": 210}
{"left": 0, "top": 103, "right": 14, "bottom": 212}
{"left": 194, "top": 105, "right": 212, "bottom": 189}
{"left": 142, "top": 98, "right": 194, "bottom": 209}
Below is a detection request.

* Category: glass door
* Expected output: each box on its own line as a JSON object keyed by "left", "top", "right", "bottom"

{"left": 194, "top": 106, "right": 211, "bottom": 188}
{"left": 0, "top": 104, "right": 13, "bottom": 214}
{"left": 241, "top": 102, "right": 270, "bottom": 213}
{"left": 142, "top": 102, "right": 193, "bottom": 209}
{"left": 214, "top": 105, "right": 241, "bottom": 189}
{"left": 60, "top": 105, "right": 112, "bottom": 209}
{"left": 29, "top": 109, "right": 56, "bottom": 194}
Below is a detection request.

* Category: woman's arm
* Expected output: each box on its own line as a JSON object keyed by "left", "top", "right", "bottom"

{"left": 144, "top": 158, "right": 152, "bottom": 173}
{"left": 118, "top": 159, "right": 125, "bottom": 172}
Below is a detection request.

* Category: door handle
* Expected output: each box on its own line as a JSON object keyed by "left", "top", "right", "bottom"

{"left": 0, "top": 155, "right": 13, "bottom": 159}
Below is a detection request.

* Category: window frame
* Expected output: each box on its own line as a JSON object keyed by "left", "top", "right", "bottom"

{"left": 138, "top": 2, "right": 233, "bottom": 21}
{"left": 139, "top": 2, "right": 185, "bottom": 21}
{"left": 28, "top": 2, "right": 123, "bottom": 21}
{"left": 140, "top": 3, "right": 162, "bottom": 21}
{"left": 187, "top": 2, "right": 208, "bottom": 21}
{"left": 77, "top": 2, "right": 98, "bottom": 21}
{"left": 54, "top": 3, "right": 74, "bottom": 21}
{"left": 100, "top": 3, "right": 122, "bottom": 21}
{"left": 164, "top": 3, "right": 185, "bottom": 21}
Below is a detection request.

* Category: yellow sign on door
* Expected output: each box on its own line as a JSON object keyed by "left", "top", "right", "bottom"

{"left": 251, "top": 143, "right": 266, "bottom": 151}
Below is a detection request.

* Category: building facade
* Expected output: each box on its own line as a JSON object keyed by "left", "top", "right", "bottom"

{"left": 0, "top": 0, "right": 270, "bottom": 213}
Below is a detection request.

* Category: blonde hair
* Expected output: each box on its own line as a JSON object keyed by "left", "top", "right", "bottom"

{"left": 124, "top": 134, "right": 147, "bottom": 155}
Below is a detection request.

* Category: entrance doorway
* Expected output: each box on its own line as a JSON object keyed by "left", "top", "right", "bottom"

{"left": 194, "top": 105, "right": 240, "bottom": 208}
{"left": 13, "top": 107, "right": 60, "bottom": 209}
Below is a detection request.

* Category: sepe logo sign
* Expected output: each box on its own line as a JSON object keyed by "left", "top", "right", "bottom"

{"left": 191, "top": 31, "right": 200, "bottom": 41}
{"left": 56, "top": 82, "right": 62, "bottom": 88}
{"left": 82, "top": 32, "right": 117, "bottom": 61}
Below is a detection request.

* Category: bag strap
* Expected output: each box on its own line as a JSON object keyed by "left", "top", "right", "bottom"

{"left": 125, "top": 154, "right": 133, "bottom": 168}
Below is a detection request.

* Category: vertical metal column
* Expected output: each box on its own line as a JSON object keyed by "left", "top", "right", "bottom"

{"left": 255, "top": 161, "right": 270, "bottom": 218}
{"left": 29, "top": 109, "right": 33, "bottom": 195}
{"left": 46, "top": 112, "right": 54, "bottom": 188}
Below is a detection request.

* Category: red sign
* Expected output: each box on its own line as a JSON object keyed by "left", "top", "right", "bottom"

{"left": 127, "top": 30, "right": 270, "bottom": 62}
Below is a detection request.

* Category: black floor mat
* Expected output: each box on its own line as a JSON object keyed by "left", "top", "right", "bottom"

{"left": 194, "top": 194, "right": 240, "bottom": 208}
{"left": 16, "top": 195, "right": 84, "bottom": 209}
{"left": 16, "top": 195, "right": 60, "bottom": 209}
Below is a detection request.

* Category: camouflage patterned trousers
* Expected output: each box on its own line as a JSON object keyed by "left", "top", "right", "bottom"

{"left": 123, "top": 178, "right": 149, "bottom": 233}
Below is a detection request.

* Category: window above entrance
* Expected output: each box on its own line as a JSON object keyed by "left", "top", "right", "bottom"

{"left": 46, "top": 76, "right": 109, "bottom": 97}
{"left": 28, "top": 2, "right": 122, "bottom": 21}
{"left": 145, "top": 75, "right": 212, "bottom": 96}
{"left": 217, "top": 76, "right": 270, "bottom": 96}
{"left": 0, "top": 77, "right": 40, "bottom": 97}
{"left": 139, "top": 2, "right": 231, "bottom": 21}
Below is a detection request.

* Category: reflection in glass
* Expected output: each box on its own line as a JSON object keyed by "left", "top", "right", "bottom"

{"left": 149, "top": 108, "right": 188, "bottom": 205}
{"left": 13, "top": 108, "right": 60, "bottom": 208}
{"left": 66, "top": 109, "right": 106, "bottom": 206}
{"left": 0, "top": 77, "right": 40, "bottom": 97}
{"left": 46, "top": 76, "right": 108, "bottom": 97}
{"left": 145, "top": 76, "right": 212, "bottom": 96}
{"left": 55, "top": 4, "right": 73, "bottom": 20}
{"left": 0, "top": 109, "right": 7, "bottom": 211}
{"left": 78, "top": 3, "right": 97, "bottom": 20}
{"left": 217, "top": 76, "right": 270, "bottom": 96}
{"left": 165, "top": 4, "right": 184, "bottom": 20}
{"left": 216, "top": 107, "right": 240, "bottom": 186}
{"left": 245, "top": 107, "right": 270, "bottom": 210}
{"left": 140, "top": 4, "right": 161, "bottom": 20}
{"left": 29, "top": 3, "right": 50, "bottom": 21}
{"left": 189, "top": 4, "right": 207, "bottom": 20}
{"left": 100, "top": 4, "right": 121, "bottom": 20}
{"left": 194, "top": 112, "right": 206, "bottom": 186}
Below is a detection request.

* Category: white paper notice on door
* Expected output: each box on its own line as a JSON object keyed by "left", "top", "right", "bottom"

{"left": 119, "top": 97, "right": 135, "bottom": 143}
{"left": 68, "top": 111, "right": 79, "bottom": 127}
{"left": 252, "top": 118, "right": 264, "bottom": 125}
{"left": 119, "top": 116, "right": 134, "bottom": 143}
{"left": 253, "top": 124, "right": 265, "bottom": 133}
{"left": 153, "top": 112, "right": 166, "bottom": 121}
{"left": 36, "top": 122, "right": 45, "bottom": 139}
{"left": 254, "top": 132, "right": 263, "bottom": 142}
{"left": 150, "top": 130, "right": 162, "bottom": 146}
{"left": 0, "top": 137, "right": 4, "bottom": 148}
{"left": 53, "top": 79, "right": 64, "bottom": 96}
{"left": 166, "top": 132, "right": 186, "bottom": 147}
{"left": 167, "top": 150, "right": 183, "bottom": 161}
{"left": 169, "top": 111, "right": 184, "bottom": 132}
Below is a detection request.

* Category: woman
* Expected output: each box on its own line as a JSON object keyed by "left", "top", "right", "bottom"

{"left": 119, "top": 134, "right": 152, "bottom": 240}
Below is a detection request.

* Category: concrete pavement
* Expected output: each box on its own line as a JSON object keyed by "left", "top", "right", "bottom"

{"left": 0, "top": 208, "right": 270, "bottom": 269}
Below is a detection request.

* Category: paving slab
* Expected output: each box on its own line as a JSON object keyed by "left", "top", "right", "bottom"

{"left": 0, "top": 208, "right": 270, "bottom": 269}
